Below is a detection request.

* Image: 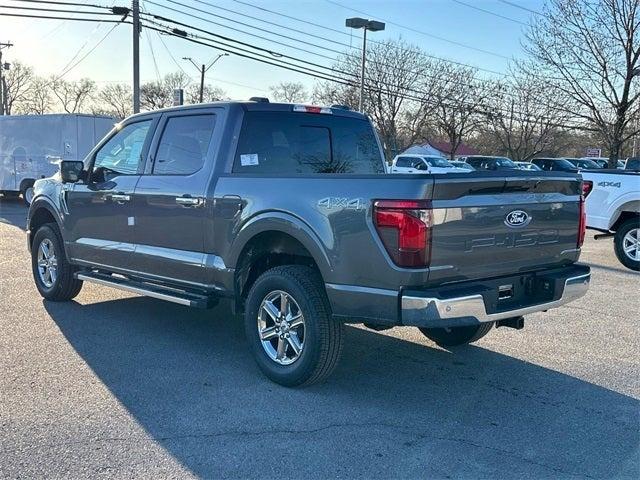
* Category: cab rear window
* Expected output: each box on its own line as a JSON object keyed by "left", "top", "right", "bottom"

{"left": 233, "top": 112, "right": 384, "bottom": 174}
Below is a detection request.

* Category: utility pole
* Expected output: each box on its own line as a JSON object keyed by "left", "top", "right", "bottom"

{"left": 132, "top": 0, "right": 140, "bottom": 113}
{"left": 0, "top": 41, "right": 13, "bottom": 116}
{"left": 183, "top": 54, "right": 228, "bottom": 103}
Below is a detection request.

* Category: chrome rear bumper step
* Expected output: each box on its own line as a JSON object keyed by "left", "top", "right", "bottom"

{"left": 75, "top": 271, "right": 217, "bottom": 308}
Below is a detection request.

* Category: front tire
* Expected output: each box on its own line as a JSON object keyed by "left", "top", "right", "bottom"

{"left": 419, "top": 322, "right": 493, "bottom": 347}
{"left": 614, "top": 218, "right": 640, "bottom": 271}
{"left": 31, "top": 224, "right": 83, "bottom": 301}
{"left": 244, "top": 265, "right": 344, "bottom": 387}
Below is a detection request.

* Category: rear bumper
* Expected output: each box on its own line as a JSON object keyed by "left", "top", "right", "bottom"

{"left": 401, "top": 264, "right": 590, "bottom": 328}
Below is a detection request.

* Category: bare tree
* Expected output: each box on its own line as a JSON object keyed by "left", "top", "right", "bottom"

{"left": 484, "top": 72, "right": 571, "bottom": 160}
{"left": 18, "top": 76, "right": 53, "bottom": 114}
{"left": 426, "top": 62, "right": 487, "bottom": 160}
{"left": 314, "top": 39, "right": 435, "bottom": 158}
{"left": 2, "top": 61, "right": 33, "bottom": 114}
{"left": 51, "top": 78, "right": 97, "bottom": 113}
{"left": 186, "top": 83, "right": 226, "bottom": 104}
{"left": 523, "top": 0, "right": 640, "bottom": 165}
{"left": 269, "top": 81, "right": 308, "bottom": 103}
{"left": 141, "top": 72, "right": 191, "bottom": 111}
{"left": 94, "top": 83, "right": 132, "bottom": 119}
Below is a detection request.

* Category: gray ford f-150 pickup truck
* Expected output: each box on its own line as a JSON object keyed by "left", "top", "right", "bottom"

{"left": 27, "top": 101, "right": 591, "bottom": 386}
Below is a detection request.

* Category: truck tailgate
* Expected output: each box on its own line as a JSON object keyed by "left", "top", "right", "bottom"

{"left": 428, "top": 172, "right": 582, "bottom": 285}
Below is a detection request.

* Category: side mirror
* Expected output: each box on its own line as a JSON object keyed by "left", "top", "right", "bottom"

{"left": 60, "top": 160, "right": 85, "bottom": 183}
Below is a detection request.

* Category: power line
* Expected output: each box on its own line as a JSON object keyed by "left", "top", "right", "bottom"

{"left": 0, "top": 5, "right": 117, "bottom": 15}
{"left": 231, "top": 0, "right": 350, "bottom": 38}
{"left": 497, "top": 0, "right": 544, "bottom": 16}
{"left": 58, "top": 19, "right": 107, "bottom": 73}
{"left": 7, "top": 0, "right": 111, "bottom": 9}
{"left": 323, "top": 0, "right": 512, "bottom": 60}
{"left": 451, "top": 0, "right": 528, "bottom": 25}
{"left": 153, "top": 30, "right": 194, "bottom": 81}
{"left": 0, "top": 12, "right": 124, "bottom": 22}
{"left": 56, "top": 20, "right": 123, "bottom": 79}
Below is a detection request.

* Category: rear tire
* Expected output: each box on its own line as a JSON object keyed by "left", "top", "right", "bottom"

{"left": 614, "top": 218, "right": 640, "bottom": 271}
{"left": 419, "top": 322, "right": 493, "bottom": 347}
{"left": 31, "top": 223, "right": 83, "bottom": 301}
{"left": 21, "top": 183, "right": 35, "bottom": 206}
{"left": 244, "top": 265, "right": 344, "bottom": 387}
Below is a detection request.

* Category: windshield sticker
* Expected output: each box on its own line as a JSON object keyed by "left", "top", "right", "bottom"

{"left": 240, "top": 153, "right": 259, "bottom": 166}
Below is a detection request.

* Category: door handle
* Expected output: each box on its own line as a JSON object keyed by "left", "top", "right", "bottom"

{"left": 111, "top": 193, "right": 130, "bottom": 203}
{"left": 176, "top": 195, "right": 205, "bottom": 207}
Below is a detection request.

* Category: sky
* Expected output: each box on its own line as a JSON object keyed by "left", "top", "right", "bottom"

{"left": 0, "top": 0, "right": 547, "bottom": 99}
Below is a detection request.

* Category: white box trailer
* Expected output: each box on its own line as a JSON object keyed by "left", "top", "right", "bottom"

{"left": 0, "top": 113, "right": 115, "bottom": 204}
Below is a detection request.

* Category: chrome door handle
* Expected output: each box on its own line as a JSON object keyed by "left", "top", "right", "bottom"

{"left": 176, "top": 196, "right": 204, "bottom": 207}
{"left": 111, "top": 193, "right": 130, "bottom": 203}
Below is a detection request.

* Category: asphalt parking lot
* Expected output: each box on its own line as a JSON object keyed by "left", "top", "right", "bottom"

{"left": 0, "top": 197, "right": 638, "bottom": 479}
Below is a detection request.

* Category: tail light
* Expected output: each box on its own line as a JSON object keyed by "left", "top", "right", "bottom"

{"left": 582, "top": 180, "right": 593, "bottom": 198}
{"left": 578, "top": 194, "right": 587, "bottom": 248}
{"left": 373, "top": 200, "right": 433, "bottom": 268}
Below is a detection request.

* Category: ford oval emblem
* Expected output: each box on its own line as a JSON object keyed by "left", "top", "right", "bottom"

{"left": 505, "top": 210, "right": 531, "bottom": 228}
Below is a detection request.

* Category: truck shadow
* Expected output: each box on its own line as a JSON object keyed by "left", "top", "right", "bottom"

{"left": 0, "top": 196, "right": 27, "bottom": 230}
{"left": 44, "top": 297, "right": 639, "bottom": 479}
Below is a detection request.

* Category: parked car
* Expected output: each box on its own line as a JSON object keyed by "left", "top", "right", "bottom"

{"left": 390, "top": 154, "right": 459, "bottom": 174}
{"left": 582, "top": 169, "right": 640, "bottom": 271}
{"left": 0, "top": 114, "right": 114, "bottom": 205}
{"left": 624, "top": 157, "right": 640, "bottom": 170}
{"left": 514, "top": 161, "right": 542, "bottom": 171}
{"left": 591, "top": 158, "right": 625, "bottom": 169}
{"left": 27, "top": 101, "right": 591, "bottom": 386}
{"left": 449, "top": 160, "right": 475, "bottom": 171}
{"left": 565, "top": 158, "right": 602, "bottom": 169}
{"left": 460, "top": 155, "right": 519, "bottom": 171}
{"left": 531, "top": 158, "right": 579, "bottom": 172}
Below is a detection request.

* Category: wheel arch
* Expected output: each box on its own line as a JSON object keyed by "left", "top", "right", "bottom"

{"left": 230, "top": 213, "right": 332, "bottom": 313}
{"left": 610, "top": 200, "right": 640, "bottom": 231}
{"left": 27, "top": 198, "right": 64, "bottom": 252}
{"left": 19, "top": 178, "right": 36, "bottom": 193}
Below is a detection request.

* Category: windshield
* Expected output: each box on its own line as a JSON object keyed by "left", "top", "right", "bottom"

{"left": 554, "top": 158, "right": 578, "bottom": 169}
{"left": 495, "top": 157, "right": 517, "bottom": 167}
{"left": 578, "top": 159, "right": 600, "bottom": 169}
{"left": 423, "top": 156, "right": 453, "bottom": 168}
{"left": 626, "top": 159, "right": 640, "bottom": 170}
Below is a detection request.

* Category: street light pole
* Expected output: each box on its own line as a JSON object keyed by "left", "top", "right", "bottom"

{"left": 346, "top": 17, "right": 385, "bottom": 113}
{"left": 183, "top": 53, "right": 228, "bottom": 103}
{"left": 359, "top": 27, "right": 367, "bottom": 113}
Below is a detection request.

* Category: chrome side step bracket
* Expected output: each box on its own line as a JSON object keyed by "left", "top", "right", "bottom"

{"left": 75, "top": 271, "right": 217, "bottom": 308}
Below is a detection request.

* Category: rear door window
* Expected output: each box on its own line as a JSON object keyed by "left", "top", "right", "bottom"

{"left": 233, "top": 111, "right": 384, "bottom": 174}
{"left": 153, "top": 114, "right": 216, "bottom": 175}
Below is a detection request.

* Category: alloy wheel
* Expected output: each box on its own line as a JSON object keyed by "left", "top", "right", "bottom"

{"left": 37, "top": 238, "right": 58, "bottom": 288}
{"left": 257, "top": 290, "right": 305, "bottom": 365}
{"left": 623, "top": 227, "right": 639, "bottom": 261}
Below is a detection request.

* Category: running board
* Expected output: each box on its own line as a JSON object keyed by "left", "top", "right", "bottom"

{"left": 75, "top": 271, "right": 217, "bottom": 308}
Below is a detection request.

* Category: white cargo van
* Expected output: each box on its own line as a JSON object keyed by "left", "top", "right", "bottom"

{"left": 0, "top": 114, "right": 114, "bottom": 204}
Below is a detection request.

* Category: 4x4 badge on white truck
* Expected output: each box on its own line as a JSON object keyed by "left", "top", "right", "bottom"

{"left": 505, "top": 210, "right": 531, "bottom": 228}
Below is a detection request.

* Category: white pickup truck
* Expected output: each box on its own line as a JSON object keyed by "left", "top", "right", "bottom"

{"left": 582, "top": 170, "right": 640, "bottom": 270}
